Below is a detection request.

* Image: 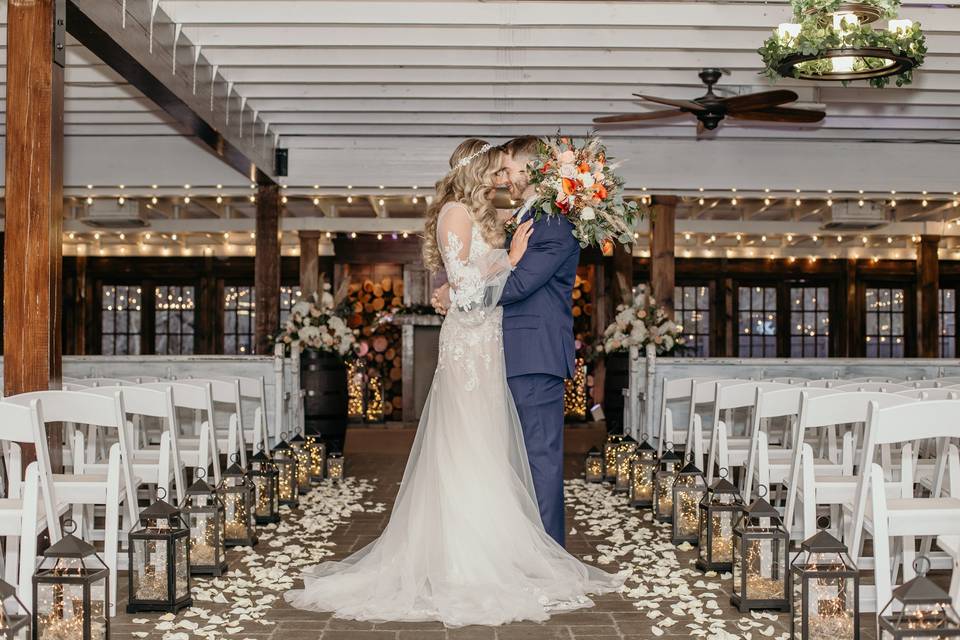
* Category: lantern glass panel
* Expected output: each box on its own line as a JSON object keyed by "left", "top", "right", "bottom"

{"left": 295, "top": 447, "right": 310, "bottom": 490}
{"left": 741, "top": 534, "right": 787, "bottom": 600}
{"left": 0, "top": 581, "right": 30, "bottom": 640}
{"left": 327, "top": 455, "right": 344, "bottom": 481}
{"left": 883, "top": 603, "right": 960, "bottom": 639}
{"left": 253, "top": 473, "right": 278, "bottom": 519}
{"left": 629, "top": 458, "right": 656, "bottom": 505}
{"left": 615, "top": 448, "right": 637, "bottom": 492}
{"left": 35, "top": 559, "right": 108, "bottom": 640}
{"left": 793, "top": 551, "right": 858, "bottom": 640}
{"left": 174, "top": 536, "right": 189, "bottom": 599}
{"left": 603, "top": 435, "right": 623, "bottom": 480}
{"left": 654, "top": 455, "right": 681, "bottom": 521}
{"left": 672, "top": 471, "right": 706, "bottom": 541}
{"left": 186, "top": 509, "right": 223, "bottom": 569}
{"left": 706, "top": 509, "right": 735, "bottom": 565}
{"left": 308, "top": 438, "right": 326, "bottom": 479}
{"left": 585, "top": 452, "right": 603, "bottom": 483}
{"left": 131, "top": 538, "right": 169, "bottom": 601}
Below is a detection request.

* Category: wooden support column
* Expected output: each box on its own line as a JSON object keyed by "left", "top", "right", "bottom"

{"left": 4, "top": 0, "right": 65, "bottom": 407}
{"left": 649, "top": 196, "right": 677, "bottom": 316}
{"left": 299, "top": 231, "right": 322, "bottom": 299}
{"left": 255, "top": 184, "right": 281, "bottom": 354}
{"left": 916, "top": 235, "right": 940, "bottom": 358}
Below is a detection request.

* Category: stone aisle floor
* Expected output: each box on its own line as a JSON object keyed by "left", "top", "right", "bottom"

{"left": 109, "top": 454, "right": 876, "bottom": 640}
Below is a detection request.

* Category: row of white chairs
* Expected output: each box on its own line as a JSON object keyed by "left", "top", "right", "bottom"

{"left": 651, "top": 374, "right": 960, "bottom": 612}
{"left": 0, "top": 370, "right": 303, "bottom": 617}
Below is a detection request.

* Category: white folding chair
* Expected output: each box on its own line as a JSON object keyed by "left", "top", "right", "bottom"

{"left": 783, "top": 391, "right": 918, "bottom": 541}
{"left": 0, "top": 400, "right": 68, "bottom": 610}
{"left": 681, "top": 378, "right": 744, "bottom": 459}
{"left": 204, "top": 375, "right": 271, "bottom": 454}
{"left": 847, "top": 400, "right": 960, "bottom": 610}
{"left": 804, "top": 379, "right": 837, "bottom": 388}
{"left": 182, "top": 378, "right": 249, "bottom": 467}
{"left": 833, "top": 382, "right": 911, "bottom": 393}
{"left": 654, "top": 378, "right": 695, "bottom": 456}
{"left": 4, "top": 390, "right": 140, "bottom": 616}
{"left": 140, "top": 381, "right": 222, "bottom": 484}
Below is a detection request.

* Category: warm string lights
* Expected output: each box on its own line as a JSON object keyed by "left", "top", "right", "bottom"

{"left": 563, "top": 358, "right": 588, "bottom": 421}
{"left": 365, "top": 371, "right": 385, "bottom": 423}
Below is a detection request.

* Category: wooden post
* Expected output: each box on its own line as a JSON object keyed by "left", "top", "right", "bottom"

{"left": 4, "top": 0, "right": 65, "bottom": 403}
{"left": 916, "top": 236, "right": 940, "bottom": 358}
{"left": 841, "top": 259, "right": 861, "bottom": 357}
{"left": 299, "top": 231, "right": 321, "bottom": 299}
{"left": 255, "top": 183, "right": 281, "bottom": 355}
{"left": 649, "top": 196, "right": 677, "bottom": 316}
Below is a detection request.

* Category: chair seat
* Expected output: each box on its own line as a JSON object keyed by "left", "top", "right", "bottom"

{"left": 53, "top": 472, "right": 143, "bottom": 502}
{"left": 0, "top": 499, "right": 72, "bottom": 534}
{"left": 769, "top": 460, "right": 843, "bottom": 484}
{"left": 939, "top": 535, "right": 960, "bottom": 558}
{"left": 854, "top": 497, "right": 960, "bottom": 537}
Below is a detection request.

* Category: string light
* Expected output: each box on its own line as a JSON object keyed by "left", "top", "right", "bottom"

{"left": 119, "top": 233, "right": 125, "bottom": 240}
{"left": 837, "top": 235, "right": 843, "bottom": 243}
{"left": 402, "top": 231, "right": 409, "bottom": 239}
{"left": 735, "top": 233, "right": 742, "bottom": 241}
{"left": 699, "top": 198, "right": 705, "bottom": 205}
{"left": 378, "top": 198, "right": 385, "bottom": 206}
{"left": 313, "top": 197, "right": 320, "bottom": 206}
{"left": 172, "top": 233, "right": 178, "bottom": 240}
{"left": 94, "top": 232, "right": 101, "bottom": 240}
{"left": 325, "top": 231, "right": 332, "bottom": 239}
{"left": 145, "top": 233, "right": 152, "bottom": 240}
{"left": 184, "top": 184, "right": 191, "bottom": 189}
{"left": 351, "top": 232, "right": 357, "bottom": 239}
{"left": 858, "top": 199, "right": 865, "bottom": 207}
{"left": 216, "top": 195, "right": 223, "bottom": 204}
{"left": 412, "top": 196, "right": 419, "bottom": 204}
{"left": 250, "top": 232, "right": 256, "bottom": 239}
{"left": 184, "top": 196, "right": 191, "bottom": 204}
{"left": 787, "top": 234, "right": 794, "bottom": 242}
{"left": 347, "top": 196, "right": 353, "bottom": 204}
{"left": 761, "top": 235, "right": 767, "bottom": 242}
{"left": 887, "top": 236, "right": 893, "bottom": 244}
{"left": 763, "top": 197, "right": 771, "bottom": 206}
{"left": 684, "top": 232, "right": 692, "bottom": 241}
{"left": 281, "top": 196, "right": 288, "bottom": 204}
{"left": 151, "top": 196, "right": 158, "bottom": 205}
{"left": 118, "top": 196, "right": 125, "bottom": 205}
{"left": 731, "top": 197, "right": 738, "bottom": 206}
{"left": 68, "top": 232, "right": 75, "bottom": 240}
{"left": 827, "top": 198, "right": 833, "bottom": 206}
{"left": 377, "top": 233, "right": 383, "bottom": 240}
{"left": 86, "top": 196, "right": 94, "bottom": 205}
{"left": 250, "top": 195, "right": 256, "bottom": 203}
{"left": 812, "top": 234, "right": 819, "bottom": 242}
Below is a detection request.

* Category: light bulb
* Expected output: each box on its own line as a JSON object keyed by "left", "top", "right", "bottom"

{"left": 858, "top": 199, "right": 865, "bottom": 207}
{"left": 377, "top": 233, "right": 383, "bottom": 240}
{"left": 412, "top": 196, "right": 419, "bottom": 204}
{"left": 172, "top": 233, "right": 178, "bottom": 240}
{"left": 86, "top": 196, "right": 94, "bottom": 205}
{"left": 887, "top": 236, "right": 893, "bottom": 244}
{"left": 837, "top": 235, "right": 843, "bottom": 242}
{"left": 184, "top": 184, "right": 191, "bottom": 189}
{"left": 184, "top": 196, "right": 191, "bottom": 204}
{"left": 731, "top": 198, "right": 738, "bottom": 206}
{"left": 787, "top": 234, "right": 794, "bottom": 242}
{"left": 378, "top": 198, "right": 385, "bottom": 206}
{"left": 827, "top": 198, "right": 833, "bottom": 206}
{"left": 699, "top": 198, "right": 705, "bottom": 205}
{"left": 145, "top": 233, "right": 152, "bottom": 240}
{"left": 922, "top": 199, "right": 928, "bottom": 207}
{"left": 250, "top": 232, "right": 256, "bottom": 239}
{"left": 216, "top": 195, "right": 223, "bottom": 204}
{"left": 68, "top": 232, "right": 75, "bottom": 240}
{"left": 736, "top": 233, "right": 742, "bottom": 241}
{"left": 119, "top": 232, "right": 125, "bottom": 240}
{"left": 94, "top": 232, "right": 101, "bottom": 240}
{"left": 403, "top": 232, "right": 409, "bottom": 239}
{"left": 281, "top": 196, "right": 288, "bottom": 204}
{"left": 812, "top": 235, "right": 819, "bottom": 242}
{"left": 313, "top": 198, "right": 320, "bottom": 205}
{"left": 118, "top": 196, "right": 125, "bottom": 205}
{"left": 761, "top": 235, "right": 767, "bottom": 242}
{"left": 347, "top": 196, "right": 353, "bottom": 204}
{"left": 351, "top": 232, "right": 357, "bottom": 238}
{"left": 151, "top": 196, "right": 158, "bottom": 205}
{"left": 250, "top": 195, "right": 256, "bottom": 203}
{"left": 795, "top": 198, "right": 801, "bottom": 206}
{"left": 764, "top": 197, "right": 771, "bottom": 206}
{"left": 325, "top": 231, "right": 332, "bottom": 239}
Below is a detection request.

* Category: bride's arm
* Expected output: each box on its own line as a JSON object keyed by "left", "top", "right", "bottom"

{"left": 437, "top": 204, "right": 513, "bottom": 315}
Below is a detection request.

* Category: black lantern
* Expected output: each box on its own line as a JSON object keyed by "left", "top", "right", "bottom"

{"left": 181, "top": 469, "right": 227, "bottom": 576}
{"left": 271, "top": 433, "right": 300, "bottom": 507}
{"left": 731, "top": 492, "right": 790, "bottom": 612}
{"left": 603, "top": 433, "right": 624, "bottom": 481}
{"left": 289, "top": 431, "right": 311, "bottom": 495}
{"left": 629, "top": 436, "right": 658, "bottom": 508}
{"left": 653, "top": 444, "right": 682, "bottom": 523}
{"left": 306, "top": 435, "right": 326, "bottom": 483}
{"left": 584, "top": 447, "right": 603, "bottom": 483}
{"left": 0, "top": 579, "right": 30, "bottom": 639}
{"left": 671, "top": 456, "right": 707, "bottom": 545}
{"left": 249, "top": 445, "right": 280, "bottom": 525}
{"left": 126, "top": 489, "right": 191, "bottom": 614}
{"left": 326, "top": 451, "right": 345, "bottom": 482}
{"left": 32, "top": 520, "right": 109, "bottom": 640}
{"left": 697, "top": 471, "right": 743, "bottom": 572}
{"left": 614, "top": 435, "right": 638, "bottom": 493}
{"left": 791, "top": 528, "right": 859, "bottom": 640}
{"left": 878, "top": 556, "right": 960, "bottom": 639}
{"left": 220, "top": 455, "right": 258, "bottom": 548}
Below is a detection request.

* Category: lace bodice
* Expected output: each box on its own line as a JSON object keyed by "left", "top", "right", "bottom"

{"left": 436, "top": 203, "right": 513, "bottom": 391}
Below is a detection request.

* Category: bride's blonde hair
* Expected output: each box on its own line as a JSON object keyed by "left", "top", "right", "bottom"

{"left": 422, "top": 138, "right": 505, "bottom": 273}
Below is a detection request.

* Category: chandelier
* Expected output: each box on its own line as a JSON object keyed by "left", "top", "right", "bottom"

{"left": 759, "top": 0, "right": 926, "bottom": 87}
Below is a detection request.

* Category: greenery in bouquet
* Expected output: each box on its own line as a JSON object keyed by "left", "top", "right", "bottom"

{"left": 599, "top": 294, "right": 684, "bottom": 356}
{"left": 274, "top": 282, "right": 358, "bottom": 357}
{"left": 526, "top": 133, "right": 645, "bottom": 248}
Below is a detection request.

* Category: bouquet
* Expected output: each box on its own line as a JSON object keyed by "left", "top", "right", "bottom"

{"left": 274, "top": 282, "right": 358, "bottom": 357}
{"left": 526, "top": 132, "right": 644, "bottom": 248}
{"left": 599, "top": 294, "right": 684, "bottom": 356}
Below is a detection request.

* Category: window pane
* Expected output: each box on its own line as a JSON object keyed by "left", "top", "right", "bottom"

{"left": 737, "top": 286, "right": 777, "bottom": 357}
{"left": 154, "top": 285, "right": 196, "bottom": 355}
{"left": 674, "top": 285, "right": 710, "bottom": 357}
{"left": 100, "top": 285, "right": 142, "bottom": 355}
{"left": 790, "top": 286, "right": 830, "bottom": 357}
{"left": 864, "top": 287, "right": 905, "bottom": 358}
{"left": 940, "top": 289, "right": 957, "bottom": 358}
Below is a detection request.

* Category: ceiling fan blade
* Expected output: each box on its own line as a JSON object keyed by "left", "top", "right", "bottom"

{"left": 593, "top": 110, "right": 686, "bottom": 124}
{"left": 729, "top": 106, "right": 826, "bottom": 123}
{"left": 722, "top": 90, "right": 800, "bottom": 113}
{"left": 633, "top": 93, "right": 707, "bottom": 113}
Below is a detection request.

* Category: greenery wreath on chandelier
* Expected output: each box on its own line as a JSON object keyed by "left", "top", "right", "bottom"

{"left": 759, "top": 0, "right": 926, "bottom": 88}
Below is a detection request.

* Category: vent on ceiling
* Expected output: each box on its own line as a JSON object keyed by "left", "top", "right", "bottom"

{"left": 78, "top": 200, "right": 149, "bottom": 228}
{"left": 820, "top": 200, "right": 889, "bottom": 230}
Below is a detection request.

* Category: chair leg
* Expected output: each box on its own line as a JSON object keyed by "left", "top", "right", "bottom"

{"left": 871, "top": 464, "right": 894, "bottom": 612}
{"left": 4, "top": 533, "right": 19, "bottom": 586}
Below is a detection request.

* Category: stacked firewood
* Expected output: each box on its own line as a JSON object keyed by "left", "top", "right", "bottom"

{"left": 347, "top": 276, "right": 404, "bottom": 419}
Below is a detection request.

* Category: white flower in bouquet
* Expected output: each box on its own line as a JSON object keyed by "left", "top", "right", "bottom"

{"left": 580, "top": 206, "right": 596, "bottom": 221}
{"left": 299, "top": 325, "right": 321, "bottom": 344}
{"left": 320, "top": 291, "right": 335, "bottom": 308}
{"left": 600, "top": 296, "right": 683, "bottom": 356}
{"left": 291, "top": 301, "right": 311, "bottom": 318}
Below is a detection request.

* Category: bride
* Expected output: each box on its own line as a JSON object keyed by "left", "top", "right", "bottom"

{"left": 284, "top": 138, "right": 624, "bottom": 627}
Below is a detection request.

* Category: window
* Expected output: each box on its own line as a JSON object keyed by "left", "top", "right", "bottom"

{"left": 674, "top": 285, "right": 710, "bottom": 357}
{"left": 224, "top": 286, "right": 255, "bottom": 354}
{"left": 790, "top": 286, "right": 830, "bottom": 357}
{"left": 101, "top": 285, "right": 142, "bottom": 355}
{"left": 280, "top": 286, "right": 303, "bottom": 326}
{"left": 865, "top": 287, "right": 905, "bottom": 357}
{"left": 940, "top": 288, "right": 957, "bottom": 358}
{"left": 154, "top": 285, "right": 196, "bottom": 355}
{"left": 737, "top": 286, "right": 777, "bottom": 357}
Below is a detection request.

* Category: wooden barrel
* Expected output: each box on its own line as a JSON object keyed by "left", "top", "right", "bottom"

{"left": 602, "top": 351, "right": 630, "bottom": 434}
{"left": 300, "top": 350, "right": 348, "bottom": 447}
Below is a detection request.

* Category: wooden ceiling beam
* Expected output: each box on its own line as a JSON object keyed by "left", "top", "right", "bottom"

{"left": 65, "top": 0, "right": 278, "bottom": 184}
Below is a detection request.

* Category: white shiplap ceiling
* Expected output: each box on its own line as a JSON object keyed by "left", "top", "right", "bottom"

{"left": 2, "top": 0, "right": 960, "bottom": 195}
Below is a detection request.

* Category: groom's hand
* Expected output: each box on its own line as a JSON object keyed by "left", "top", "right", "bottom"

{"left": 431, "top": 284, "right": 450, "bottom": 315}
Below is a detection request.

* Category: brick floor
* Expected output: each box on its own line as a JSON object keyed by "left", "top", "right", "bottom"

{"left": 109, "top": 454, "right": 885, "bottom": 640}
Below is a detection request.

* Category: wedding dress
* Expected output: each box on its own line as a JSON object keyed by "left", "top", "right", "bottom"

{"left": 285, "top": 202, "right": 623, "bottom": 627}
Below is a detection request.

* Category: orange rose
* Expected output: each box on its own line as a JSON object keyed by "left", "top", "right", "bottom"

{"left": 593, "top": 183, "right": 608, "bottom": 200}
{"left": 540, "top": 162, "right": 552, "bottom": 174}
{"left": 562, "top": 177, "right": 577, "bottom": 195}
{"left": 578, "top": 162, "right": 590, "bottom": 174}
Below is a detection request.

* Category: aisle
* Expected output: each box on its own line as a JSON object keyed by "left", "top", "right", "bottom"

{"left": 109, "top": 454, "right": 839, "bottom": 640}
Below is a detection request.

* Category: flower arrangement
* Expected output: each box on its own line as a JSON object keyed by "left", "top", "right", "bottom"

{"left": 599, "top": 294, "right": 684, "bottom": 356}
{"left": 274, "top": 283, "right": 358, "bottom": 357}
{"left": 525, "top": 133, "right": 644, "bottom": 248}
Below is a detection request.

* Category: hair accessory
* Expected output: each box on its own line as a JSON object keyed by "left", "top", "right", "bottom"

{"left": 455, "top": 144, "right": 492, "bottom": 169}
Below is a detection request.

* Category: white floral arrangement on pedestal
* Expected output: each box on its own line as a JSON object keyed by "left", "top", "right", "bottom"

{"left": 599, "top": 294, "right": 684, "bottom": 356}
{"left": 275, "top": 283, "right": 358, "bottom": 357}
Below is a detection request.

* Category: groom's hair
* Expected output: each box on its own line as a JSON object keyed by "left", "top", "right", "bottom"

{"left": 499, "top": 136, "right": 539, "bottom": 161}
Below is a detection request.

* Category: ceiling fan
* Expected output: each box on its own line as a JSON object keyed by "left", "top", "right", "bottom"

{"left": 593, "top": 68, "right": 826, "bottom": 134}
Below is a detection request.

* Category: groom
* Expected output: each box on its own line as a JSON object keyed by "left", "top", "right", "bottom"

{"left": 435, "top": 136, "right": 581, "bottom": 546}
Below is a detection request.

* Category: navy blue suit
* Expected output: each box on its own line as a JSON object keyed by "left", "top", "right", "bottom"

{"left": 501, "top": 209, "right": 581, "bottom": 546}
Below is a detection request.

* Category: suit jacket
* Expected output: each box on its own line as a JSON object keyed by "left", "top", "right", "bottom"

{"left": 500, "top": 209, "right": 581, "bottom": 380}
